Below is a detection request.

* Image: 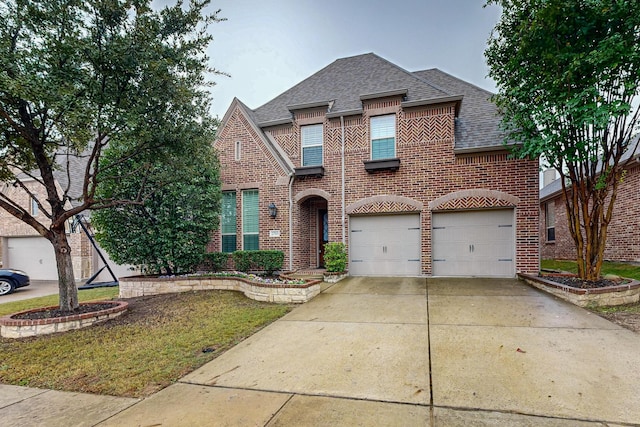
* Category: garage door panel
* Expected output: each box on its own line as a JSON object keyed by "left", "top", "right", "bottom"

{"left": 7, "top": 237, "right": 58, "bottom": 280}
{"left": 432, "top": 209, "right": 514, "bottom": 278}
{"left": 349, "top": 214, "right": 421, "bottom": 276}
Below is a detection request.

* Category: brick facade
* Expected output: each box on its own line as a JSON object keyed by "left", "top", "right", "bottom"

{"left": 0, "top": 179, "right": 92, "bottom": 279}
{"left": 214, "top": 96, "right": 540, "bottom": 275}
{"left": 541, "top": 163, "right": 640, "bottom": 262}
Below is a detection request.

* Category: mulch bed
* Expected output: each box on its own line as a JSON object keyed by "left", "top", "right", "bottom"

{"left": 12, "top": 303, "right": 118, "bottom": 320}
{"left": 542, "top": 275, "right": 624, "bottom": 289}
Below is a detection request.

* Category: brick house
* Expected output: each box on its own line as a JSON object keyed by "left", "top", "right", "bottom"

{"left": 540, "top": 142, "right": 640, "bottom": 262}
{"left": 212, "top": 53, "right": 539, "bottom": 277}
{"left": 0, "top": 159, "right": 130, "bottom": 281}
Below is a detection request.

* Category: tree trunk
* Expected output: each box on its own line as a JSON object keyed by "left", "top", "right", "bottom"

{"left": 51, "top": 228, "right": 78, "bottom": 311}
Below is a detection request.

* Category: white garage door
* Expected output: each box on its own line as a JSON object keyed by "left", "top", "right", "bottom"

{"left": 6, "top": 237, "right": 58, "bottom": 280}
{"left": 349, "top": 214, "right": 421, "bottom": 276}
{"left": 432, "top": 209, "right": 515, "bottom": 277}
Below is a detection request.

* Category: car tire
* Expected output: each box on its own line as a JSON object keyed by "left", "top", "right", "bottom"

{"left": 0, "top": 278, "right": 15, "bottom": 296}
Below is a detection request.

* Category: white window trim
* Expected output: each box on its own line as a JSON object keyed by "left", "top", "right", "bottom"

{"left": 370, "top": 114, "right": 397, "bottom": 160}
{"left": 545, "top": 201, "right": 555, "bottom": 242}
{"left": 301, "top": 124, "right": 323, "bottom": 166}
{"left": 241, "top": 189, "right": 259, "bottom": 250}
{"left": 30, "top": 197, "right": 38, "bottom": 216}
{"left": 221, "top": 191, "right": 237, "bottom": 252}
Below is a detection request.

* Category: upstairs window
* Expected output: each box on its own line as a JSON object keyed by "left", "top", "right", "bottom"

{"left": 242, "top": 189, "right": 259, "bottom": 250}
{"left": 301, "top": 124, "right": 323, "bottom": 166}
{"left": 221, "top": 192, "right": 237, "bottom": 253}
{"left": 545, "top": 201, "right": 555, "bottom": 242}
{"left": 370, "top": 114, "right": 396, "bottom": 160}
{"left": 30, "top": 197, "right": 38, "bottom": 216}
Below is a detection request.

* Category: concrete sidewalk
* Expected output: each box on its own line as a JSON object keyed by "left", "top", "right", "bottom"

{"left": 2, "top": 277, "right": 640, "bottom": 426}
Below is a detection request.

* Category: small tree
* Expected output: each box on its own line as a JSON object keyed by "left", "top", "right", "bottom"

{"left": 486, "top": 0, "right": 640, "bottom": 280}
{"left": 0, "top": 0, "right": 224, "bottom": 310}
{"left": 91, "top": 137, "right": 221, "bottom": 275}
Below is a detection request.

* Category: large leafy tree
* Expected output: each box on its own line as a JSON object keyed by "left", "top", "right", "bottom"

{"left": 486, "top": 0, "right": 640, "bottom": 280}
{"left": 0, "top": 0, "right": 223, "bottom": 310}
{"left": 92, "top": 134, "right": 221, "bottom": 275}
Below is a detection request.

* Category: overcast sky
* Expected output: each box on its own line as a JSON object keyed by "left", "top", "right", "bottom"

{"left": 153, "top": 0, "right": 502, "bottom": 118}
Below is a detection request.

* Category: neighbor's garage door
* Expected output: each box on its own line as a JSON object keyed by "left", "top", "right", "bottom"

{"left": 349, "top": 214, "right": 421, "bottom": 276}
{"left": 6, "top": 237, "right": 58, "bottom": 280}
{"left": 432, "top": 209, "right": 515, "bottom": 277}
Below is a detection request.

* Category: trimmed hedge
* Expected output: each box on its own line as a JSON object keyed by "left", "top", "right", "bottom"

{"left": 201, "top": 252, "right": 231, "bottom": 272}
{"left": 232, "top": 250, "right": 284, "bottom": 275}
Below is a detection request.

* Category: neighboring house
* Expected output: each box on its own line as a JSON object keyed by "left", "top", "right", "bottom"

{"left": 0, "top": 156, "right": 130, "bottom": 281}
{"left": 540, "top": 142, "right": 640, "bottom": 263}
{"left": 211, "top": 53, "right": 539, "bottom": 277}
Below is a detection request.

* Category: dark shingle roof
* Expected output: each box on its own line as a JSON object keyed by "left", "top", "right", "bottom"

{"left": 253, "top": 53, "right": 450, "bottom": 125}
{"left": 251, "top": 53, "right": 506, "bottom": 151}
{"left": 412, "top": 68, "right": 505, "bottom": 151}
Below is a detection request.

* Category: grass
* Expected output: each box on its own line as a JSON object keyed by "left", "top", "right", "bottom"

{"left": 0, "top": 287, "right": 119, "bottom": 317}
{"left": 542, "top": 259, "right": 640, "bottom": 315}
{"left": 0, "top": 289, "right": 291, "bottom": 397}
{"left": 541, "top": 259, "right": 640, "bottom": 281}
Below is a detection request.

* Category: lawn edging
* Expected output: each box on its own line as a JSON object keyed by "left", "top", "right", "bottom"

{"left": 0, "top": 301, "right": 128, "bottom": 338}
{"left": 519, "top": 273, "right": 640, "bottom": 307}
{"left": 119, "top": 275, "right": 321, "bottom": 303}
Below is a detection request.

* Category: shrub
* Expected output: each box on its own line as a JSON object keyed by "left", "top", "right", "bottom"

{"left": 201, "top": 252, "right": 230, "bottom": 272}
{"left": 324, "top": 242, "right": 347, "bottom": 273}
{"left": 232, "top": 250, "right": 284, "bottom": 275}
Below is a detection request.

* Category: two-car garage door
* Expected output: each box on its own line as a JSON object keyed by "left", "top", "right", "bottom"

{"left": 348, "top": 209, "right": 515, "bottom": 277}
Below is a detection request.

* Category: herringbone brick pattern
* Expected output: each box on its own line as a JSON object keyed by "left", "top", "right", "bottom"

{"left": 350, "top": 201, "right": 420, "bottom": 215}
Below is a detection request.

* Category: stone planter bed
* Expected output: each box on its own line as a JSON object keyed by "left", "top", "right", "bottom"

{"left": 519, "top": 273, "right": 640, "bottom": 307}
{"left": 119, "top": 274, "right": 321, "bottom": 303}
{"left": 0, "top": 301, "right": 128, "bottom": 339}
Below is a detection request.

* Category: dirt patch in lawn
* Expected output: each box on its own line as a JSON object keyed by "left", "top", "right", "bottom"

{"left": 592, "top": 303, "right": 640, "bottom": 334}
{"left": 0, "top": 290, "right": 291, "bottom": 397}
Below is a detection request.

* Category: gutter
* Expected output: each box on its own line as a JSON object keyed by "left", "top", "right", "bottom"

{"left": 288, "top": 172, "right": 294, "bottom": 271}
{"left": 340, "top": 115, "right": 346, "bottom": 244}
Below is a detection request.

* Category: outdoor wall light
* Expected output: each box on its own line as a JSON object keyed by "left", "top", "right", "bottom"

{"left": 268, "top": 203, "right": 278, "bottom": 218}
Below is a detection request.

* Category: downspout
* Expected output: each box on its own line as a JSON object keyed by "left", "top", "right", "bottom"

{"left": 288, "top": 172, "right": 294, "bottom": 271}
{"left": 340, "top": 115, "right": 346, "bottom": 244}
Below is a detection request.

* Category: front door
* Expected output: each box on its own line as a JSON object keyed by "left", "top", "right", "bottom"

{"left": 318, "top": 209, "right": 328, "bottom": 267}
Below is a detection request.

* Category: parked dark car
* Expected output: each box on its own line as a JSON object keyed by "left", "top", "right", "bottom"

{"left": 0, "top": 269, "right": 30, "bottom": 296}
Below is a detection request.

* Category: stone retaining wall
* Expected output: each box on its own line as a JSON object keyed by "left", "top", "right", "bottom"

{"left": 119, "top": 275, "right": 321, "bottom": 303}
{"left": 519, "top": 273, "right": 640, "bottom": 307}
{"left": 0, "top": 301, "right": 128, "bottom": 338}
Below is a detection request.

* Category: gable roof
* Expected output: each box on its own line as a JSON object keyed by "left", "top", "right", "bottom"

{"left": 253, "top": 53, "right": 451, "bottom": 124}
{"left": 222, "top": 53, "right": 508, "bottom": 153}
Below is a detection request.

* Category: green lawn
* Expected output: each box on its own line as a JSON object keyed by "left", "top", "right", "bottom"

{"left": 0, "top": 287, "right": 119, "bottom": 317}
{"left": 0, "top": 289, "right": 291, "bottom": 397}
{"left": 541, "top": 259, "right": 640, "bottom": 281}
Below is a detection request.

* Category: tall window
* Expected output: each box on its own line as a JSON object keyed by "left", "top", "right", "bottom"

{"left": 221, "top": 192, "right": 237, "bottom": 253}
{"left": 242, "top": 189, "right": 259, "bottom": 250}
{"left": 235, "top": 141, "right": 241, "bottom": 161}
{"left": 546, "top": 201, "right": 555, "bottom": 242}
{"left": 30, "top": 197, "right": 38, "bottom": 216}
{"left": 301, "top": 124, "right": 323, "bottom": 166}
{"left": 370, "top": 114, "right": 396, "bottom": 160}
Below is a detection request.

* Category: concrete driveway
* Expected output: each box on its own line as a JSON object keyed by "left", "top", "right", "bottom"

{"left": 0, "top": 280, "right": 59, "bottom": 303}
{"left": 95, "top": 276, "right": 640, "bottom": 426}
